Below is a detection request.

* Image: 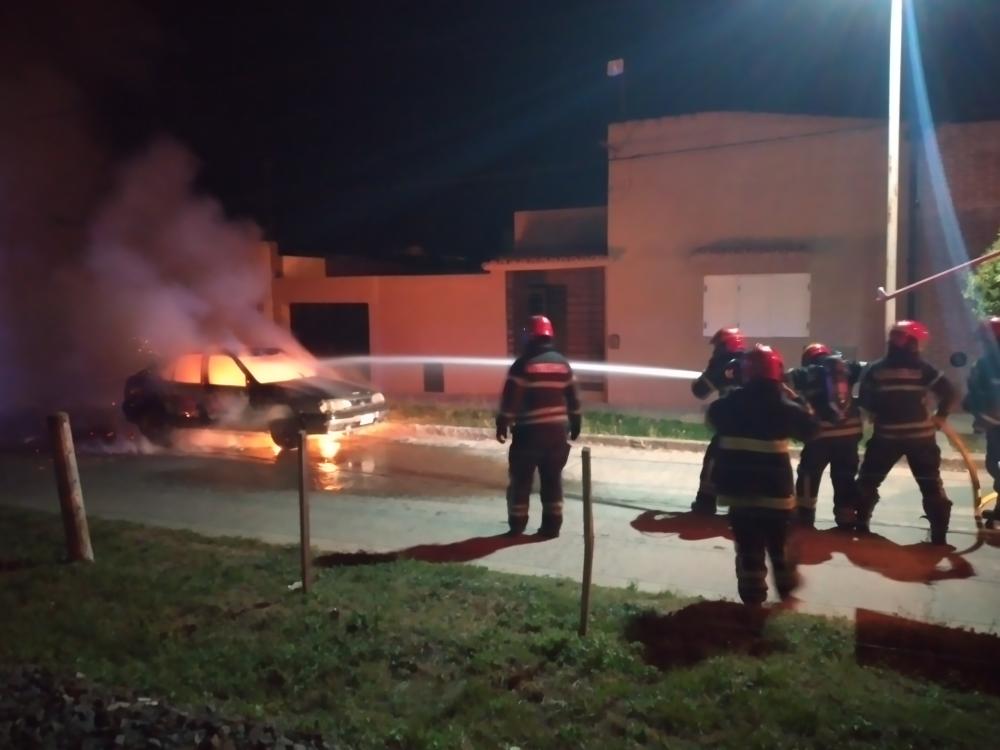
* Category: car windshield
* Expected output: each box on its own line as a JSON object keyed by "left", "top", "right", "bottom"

{"left": 237, "top": 351, "right": 318, "bottom": 384}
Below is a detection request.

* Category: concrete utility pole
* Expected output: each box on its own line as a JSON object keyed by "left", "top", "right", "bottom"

{"left": 884, "top": 0, "right": 904, "bottom": 333}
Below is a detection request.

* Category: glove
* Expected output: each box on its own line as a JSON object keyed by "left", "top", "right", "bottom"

{"left": 569, "top": 414, "right": 581, "bottom": 441}
{"left": 932, "top": 414, "right": 947, "bottom": 431}
{"left": 495, "top": 417, "right": 509, "bottom": 444}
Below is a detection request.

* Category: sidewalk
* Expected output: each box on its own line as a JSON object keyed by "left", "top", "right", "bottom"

{"left": 391, "top": 415, "right": 989, "bottom": 473}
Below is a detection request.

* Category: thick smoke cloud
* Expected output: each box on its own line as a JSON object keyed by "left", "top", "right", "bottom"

{"left": 0, "top": 3, "right": 296, "bottom": 422}
{"left": 89, "top": 139, "right": 298, "bottom": 377}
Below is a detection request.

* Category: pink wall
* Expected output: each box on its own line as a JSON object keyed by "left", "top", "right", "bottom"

{"left": 272, "top": 270, "right": 509, "bottom": 397}
{"left": 606, "top": 112, "right": 899, "bottom": 411}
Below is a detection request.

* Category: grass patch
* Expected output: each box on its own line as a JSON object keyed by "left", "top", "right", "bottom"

{"left": 389, "top": 403, "right": 713, "bottom": 441}
{"left": 2, "top": 506, "right": 997, "bottom": 749}
{"left": 387, "top": 403, "right": 989, "bottom": 454}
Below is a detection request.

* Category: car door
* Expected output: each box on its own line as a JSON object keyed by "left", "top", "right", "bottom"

{"left": 162, "top": 353, "right": 208, "bottom": 425}
{"left": 205, "top": 353, "right": 252, "bottom": 427}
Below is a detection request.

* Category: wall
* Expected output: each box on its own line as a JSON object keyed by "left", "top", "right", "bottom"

{"left": 605, "top": 112, "right": 903, "bottom": 412}
{"left": 272, "top": 265, "right": 509, "bottom": 397}
{"left": 908, "top": 121, "right": 1000, "bottom": 387}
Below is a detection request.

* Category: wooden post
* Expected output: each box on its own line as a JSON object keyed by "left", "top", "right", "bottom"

{"left": 579, "top": 447, "right": 595, "bottom": 637}
{"left": 298, "top": 430, "right": 312, "bottom": 594}
{"left": 47, "top": 412, "right": 94, "bottom": 563}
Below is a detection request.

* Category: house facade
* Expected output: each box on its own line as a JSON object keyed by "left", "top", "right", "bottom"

{"left": 268, "top": 112, "right": 1000, "bottom": 413}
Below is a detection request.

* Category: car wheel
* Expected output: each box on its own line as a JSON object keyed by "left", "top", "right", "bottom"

{"left": 137, "top": 407, "right": 173, "bottom": 447}
{"left": 269, "top": 418, "right": 301, "bottom": 450}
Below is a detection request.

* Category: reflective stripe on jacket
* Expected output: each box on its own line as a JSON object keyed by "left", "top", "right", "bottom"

{"left": 708, "top": 381, "right": 818, "bottom": 508}
{"left": 858, "top": 356, "right": 955, "bottom": 440}
{"left": 498, "top": 345, "right": 581, "bottom": 431}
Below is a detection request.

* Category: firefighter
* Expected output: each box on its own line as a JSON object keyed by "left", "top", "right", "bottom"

{"left": 787, "top": 343, "right": 865, "bottom": 529}
{"left": 856, "top": 320, "right": 957, "bottom": 544}
{"left": 496, "top": 315, "right": 582, "bottom": 538}
{"left": 963, "top": 317, "right": 1000, "bottom": 524}
{"left": 690, "top": 327, "right": 746, "bottom": 515}
{"left": 708, "top": 344, "right": 818, "bottom": 606}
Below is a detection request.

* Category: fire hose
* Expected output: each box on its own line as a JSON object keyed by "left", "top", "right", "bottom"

{"left": 938, "top": 420, "right": 997, "bottom": 530}
{"left": 874, "top": 248, "right": 1000, "bottom": 528}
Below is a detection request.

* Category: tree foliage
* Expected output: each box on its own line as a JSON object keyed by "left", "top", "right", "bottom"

{"left": 963, "top": 232, "right": 1000, "bottom": 317}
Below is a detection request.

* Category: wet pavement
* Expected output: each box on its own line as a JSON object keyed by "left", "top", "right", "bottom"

{"left": 2, "top": 424, "right": 999, "bottom": 633}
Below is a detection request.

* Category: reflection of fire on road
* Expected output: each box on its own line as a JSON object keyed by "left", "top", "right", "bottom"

{"left": 174, "top": 429, "right": 348, "bottom": 461}
{"left": 317, "top": 434, "right": 340, "bottom": 460}
{"left": 315, "top": 434, "right": 343, "bottom": 489}
{"left": 172, "top": 429, "right": 282, "bottom": 458}
{"left": 166, "top": 429, "right": 377, "bottom": 491}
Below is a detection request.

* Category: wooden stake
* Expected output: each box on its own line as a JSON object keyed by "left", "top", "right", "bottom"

{"left": 579, "top": 447, "right": 595, "bottom": 636}
{"left": 298, "top": 430, "right": 312, "bottom": 594}
{"left": 47, "top": 412, "right": 94, "bottom": 563}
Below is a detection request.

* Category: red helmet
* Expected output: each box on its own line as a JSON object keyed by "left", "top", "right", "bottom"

{"left": 710, "top": 327, "right": 745, "bottom": 354}
{"left": 888, "top": 320, "right": 929, "bottom": 351}
{"left": 745, "top": 344, "right": 785, "bottom": 382}
{"left": 801, "top": 342, "right": 831, "bottom": 367}
{"left": 527, "top": 315, "right": 554, "bottom": 340}
{"left": 980, "top": 317, "right": 1000, "bottom": 342}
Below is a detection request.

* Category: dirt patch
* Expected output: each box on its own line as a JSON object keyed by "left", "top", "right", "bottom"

{"left": 314, "top": 550, "right": 400, "bottom": 567}
{"left": 855, "top": 608, "right": 1000, "bottom": 696}
{"left": 625, "top": 600, "right": 774, "bottom": 670}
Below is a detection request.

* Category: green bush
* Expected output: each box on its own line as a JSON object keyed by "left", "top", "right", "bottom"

{"left": 962, "top": 232, "right": 1000, "bottom": 316}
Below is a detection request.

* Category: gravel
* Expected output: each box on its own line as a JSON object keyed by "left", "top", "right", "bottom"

{"left": 0, "top": 667, "right": 335, "bottom": 749}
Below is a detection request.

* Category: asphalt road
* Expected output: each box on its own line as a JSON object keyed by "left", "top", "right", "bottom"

{"left": 3, "top": 425, "right": 999, "bottom": 631}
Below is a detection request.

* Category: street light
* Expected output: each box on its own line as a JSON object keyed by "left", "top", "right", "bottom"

{"left": 884, "top": 0, "right": 904, "bottom": 334}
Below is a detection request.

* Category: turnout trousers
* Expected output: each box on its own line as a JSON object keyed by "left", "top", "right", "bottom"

{"left": 985, "top": 426, "right": 1000, "bottom": 494}
{"left": 856, "top": 436, "right": 951, "bottom": 543}
{"left": 692, "top": 435, "right": 719, "bottom": 515}
{"left": 728, "top": 507, "right": 799, "bottom": 606}
{"left": 506, "top": 426, "right": 571, "bottom": 536}
{"left": 795, "top": 436, "right": 861, "bottom": 528}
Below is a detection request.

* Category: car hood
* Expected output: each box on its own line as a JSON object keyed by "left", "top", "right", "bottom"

{"left": 266, "top": 376, "right": 373, "bottom": 401}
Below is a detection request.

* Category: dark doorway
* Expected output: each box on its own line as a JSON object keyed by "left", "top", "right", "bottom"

{"left": 289, "top": 303, "right": 370, "bottom": 358}
{"left": 506, "top": 267, "right": 606, "bottom": 400}
{"left": 527, "top": 284, "right": 568, "bottom": 353}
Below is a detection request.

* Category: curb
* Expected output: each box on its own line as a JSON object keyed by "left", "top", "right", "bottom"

{"left": 387, "top": 423, "right": 986, "bottom": 473}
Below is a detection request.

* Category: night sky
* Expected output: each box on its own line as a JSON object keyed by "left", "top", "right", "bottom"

{"left": 9, "top": 0, "right": 1000, "bottom": 263}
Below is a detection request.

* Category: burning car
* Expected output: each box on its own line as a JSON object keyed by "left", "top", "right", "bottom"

{"left": 122, "top": 348, "right": 386, "bottom": 448}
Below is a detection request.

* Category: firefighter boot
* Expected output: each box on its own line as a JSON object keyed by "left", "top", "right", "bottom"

{"left": 538, "top": 505, "right": 562, "bottom": 538}
{"left": 538, "top": 523, "right": 561, "bottom": 539}
{"left": 925, "top": 499, "right": 952, "bottom": 546}
{"left": 506, "top": 490, "right": 529, "bottom": 536}
{"left": 690, "top": 493, "right": 717, "bottom": 516}
{"left": 833, "top": 503, "right": 858, "bottom": 531}
{"left": 854, "top": 487, "right": 878, "bottom": 534}
{"left": 984, "top": 507, "right": 999, "bottom": 529}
